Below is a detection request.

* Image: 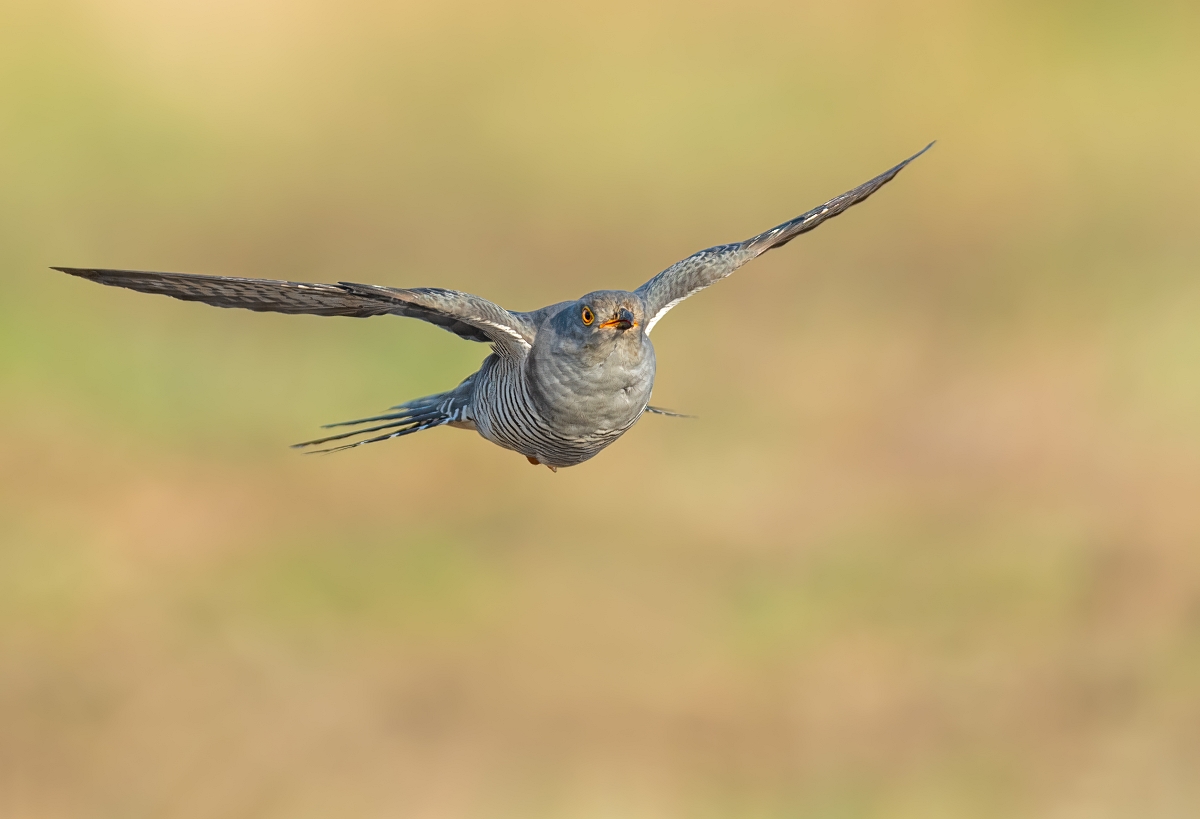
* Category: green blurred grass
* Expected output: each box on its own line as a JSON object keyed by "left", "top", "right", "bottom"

{"left": 3, "top": 1, "right": 1200, "bottom": 817}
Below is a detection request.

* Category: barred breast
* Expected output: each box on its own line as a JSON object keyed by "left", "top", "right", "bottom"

{"left": 469, "top": 354, "right": 648, "bottom": 468}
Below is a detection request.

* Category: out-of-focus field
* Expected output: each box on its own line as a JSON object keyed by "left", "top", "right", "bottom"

{"left": 3, "top": 1, "right": 1200, "bottom": 817}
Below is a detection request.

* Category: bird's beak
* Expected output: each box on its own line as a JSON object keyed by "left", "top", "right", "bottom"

{"left": 600, "top": 307, "right": 635, "bottom": 331}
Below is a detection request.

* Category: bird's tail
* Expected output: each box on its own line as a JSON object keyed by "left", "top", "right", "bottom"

{"left": 292, "top": 380, "right": 474, "bottom": 454}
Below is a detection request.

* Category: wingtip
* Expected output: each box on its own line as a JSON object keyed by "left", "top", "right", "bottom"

{"left": 50, "top": 266, "right": 99, "bottom": 279}
{"left": 886, "top": 141, "right": 935, "bottom": 177}
{"left": 898, "top": 142, "right": 932, "bottom": 165}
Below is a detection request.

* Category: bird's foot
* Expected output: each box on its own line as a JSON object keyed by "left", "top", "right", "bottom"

{"left": 526, "top": 455, "right": 557, "bottom": 473}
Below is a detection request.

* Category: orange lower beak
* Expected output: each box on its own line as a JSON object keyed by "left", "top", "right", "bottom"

{"left": 599, "top": 307, "right": 635, "bottom": 330}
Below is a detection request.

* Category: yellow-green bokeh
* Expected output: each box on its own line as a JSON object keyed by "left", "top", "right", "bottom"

{"left": 3, "top": 1, "right": 1200, "bottom": 817}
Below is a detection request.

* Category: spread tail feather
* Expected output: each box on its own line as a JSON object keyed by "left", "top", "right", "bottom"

{"left": 293, "top": 389, "right": 470, "bottom": 454}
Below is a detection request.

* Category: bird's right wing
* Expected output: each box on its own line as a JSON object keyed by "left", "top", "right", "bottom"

{"left": 635, "top": 143, "right": 932, "bottom": 334}
{"left": 338, "top": 282, "right": 535, "bottom": 356}
{"left": 51, "top": 267, "right": 535, "bottom": 356}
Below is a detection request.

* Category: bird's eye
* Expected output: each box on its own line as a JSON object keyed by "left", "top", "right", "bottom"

{"left": 581, "top": 306, "right": 594, "bottom": 326}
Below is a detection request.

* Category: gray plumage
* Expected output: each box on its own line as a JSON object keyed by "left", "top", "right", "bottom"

{"left": 52, "top": 143, "right": 931, "bottom": 470}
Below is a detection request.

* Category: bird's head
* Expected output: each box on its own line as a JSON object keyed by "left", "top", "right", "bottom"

{"left": 534, "top": 290, "right": 647, "bottom": 365}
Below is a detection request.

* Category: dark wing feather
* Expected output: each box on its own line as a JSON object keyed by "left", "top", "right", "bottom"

{"left": 336, "top": 283, "right": 534, "bottom": 355}
{"left": 635, "top": 142, "right": 933, "bottom": 334}
{"left": 51, "top": 267, "right": 395, "bottom": 317}
{"left": 51, "top": 267, "right": 534, "bottom": 354}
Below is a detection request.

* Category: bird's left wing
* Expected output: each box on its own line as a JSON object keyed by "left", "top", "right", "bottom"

{"left": 635, "top": 143, "right": 932, "bottom": 335}
{"left": 51, "top": 268, "right": 535, "bottom": 356}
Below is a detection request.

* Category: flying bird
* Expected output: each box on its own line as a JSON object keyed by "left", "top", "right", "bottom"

{"left": 54, "top": 143, "right": 931, "bottom": 471}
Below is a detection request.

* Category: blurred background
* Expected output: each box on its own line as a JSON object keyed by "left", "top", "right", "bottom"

{"left": 2, "top": 0, "right": 1200, "bottom": 816}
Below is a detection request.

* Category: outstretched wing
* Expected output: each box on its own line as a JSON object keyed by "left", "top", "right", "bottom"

{"left": 51, "top": 267, "right": 535, "bottom": 356}
{"left": 635, "top": 142, "right": 933, "bottom": 334}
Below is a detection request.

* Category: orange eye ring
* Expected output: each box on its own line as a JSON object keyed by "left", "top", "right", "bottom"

{"left": 581, "top": 306, "right": 594, "bottom": 326}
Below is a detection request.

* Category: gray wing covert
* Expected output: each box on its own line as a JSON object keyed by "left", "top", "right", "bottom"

{"left": 52, "top": 267, "right": 535, "bottom": 356}
{"left": 339, "top": 282, "right": 535, "bottom": 356}
{"left": 635, "top": 143, "right": 933, "bottom": 334}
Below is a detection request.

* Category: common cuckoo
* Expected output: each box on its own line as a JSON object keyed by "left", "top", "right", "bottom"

{"left": 54, "top": 144, "right": 931, "bottom": 470}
